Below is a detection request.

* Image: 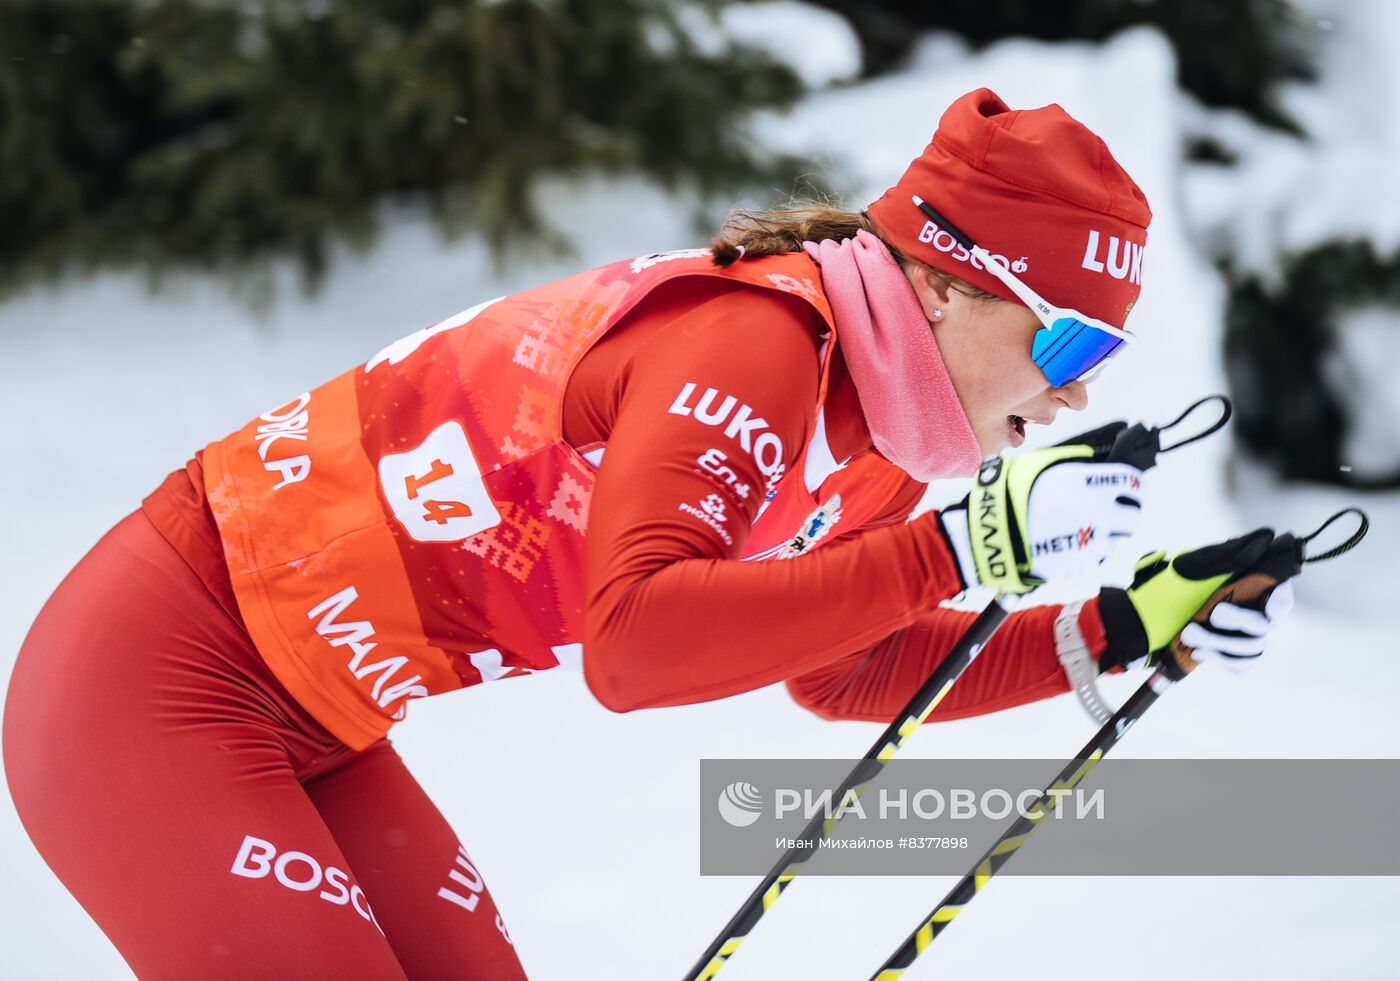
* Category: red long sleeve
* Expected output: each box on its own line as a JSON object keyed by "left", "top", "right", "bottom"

{"left": 785, "top": 599, "right": 1108, "bottom": 723}
{"left": 791, "top": 463, "right": 1043, "bottom": 719}
{"left": 570, "top": 281, "right": 965, "bottom": 712}
{"left": 783, "top": 473, "right": 1113, "bottom": 724}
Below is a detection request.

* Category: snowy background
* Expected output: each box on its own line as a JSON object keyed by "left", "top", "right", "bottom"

{"left": 2, "top": 1, "right": 1397, "bottom": 978}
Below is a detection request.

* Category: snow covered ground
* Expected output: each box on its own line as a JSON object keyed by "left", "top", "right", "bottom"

{"left": 2, "top": 7, "right": 1397, "bottom": 981}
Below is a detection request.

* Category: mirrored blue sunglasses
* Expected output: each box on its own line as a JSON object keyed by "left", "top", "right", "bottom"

{"left": 910, "top": 196, "right": 1134, "bottom": 388}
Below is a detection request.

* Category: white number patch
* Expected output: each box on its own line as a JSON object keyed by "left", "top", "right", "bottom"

{"left": 378, "top": 421, "right": 501, "bottom": 542}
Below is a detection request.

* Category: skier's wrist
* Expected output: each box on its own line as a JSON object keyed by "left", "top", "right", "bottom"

{"left": 1095, "top": 586, "right": 1149, "bottom": 674}
{"left": 1077, "top": 595, "right": 1110, "bottom": 664}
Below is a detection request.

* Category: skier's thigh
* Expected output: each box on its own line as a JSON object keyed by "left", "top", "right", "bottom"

{"left": 2, "top": 519, "right": 410, "bottom": 980}
{"left": 303, "top": 739, "right": 527, "bottom": 980}
{"left": 8, "top": 719, "right": 409, "bottom": 980}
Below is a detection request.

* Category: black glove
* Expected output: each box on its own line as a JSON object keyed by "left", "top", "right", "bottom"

{"left": 1099, "top": 530, "right": 1304, "bottom": 679}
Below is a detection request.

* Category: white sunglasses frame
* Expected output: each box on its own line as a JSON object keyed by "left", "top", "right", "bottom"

{"left": 910, "top": 194, "right": 1134, "bottom": 384}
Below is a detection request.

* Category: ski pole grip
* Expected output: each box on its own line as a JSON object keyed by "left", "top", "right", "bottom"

{"left": 1106, "top": 421, "right": 1160, "bottom": 470}
{"left": 1162, "top": 571, "right": 1279, "bottom": 678}
{"left": 1164, "top": 533, "right": 1303, "bottom": 678}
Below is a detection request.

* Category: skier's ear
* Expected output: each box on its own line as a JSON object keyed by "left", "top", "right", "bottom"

{"left": 903, "top": 264, "right": 953, "bottom": 323}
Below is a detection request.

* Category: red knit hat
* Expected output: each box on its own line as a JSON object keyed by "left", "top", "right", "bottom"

{"left": 866, "top": 88, "right": 1152, "bottom": 329}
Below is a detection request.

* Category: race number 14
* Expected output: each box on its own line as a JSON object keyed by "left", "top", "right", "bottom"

{"left": 378, "top": 422, "right": 501, "bottom": 542}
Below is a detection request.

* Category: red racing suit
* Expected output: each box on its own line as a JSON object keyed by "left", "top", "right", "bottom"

{"left": 182, "top": 249, "right": 1106, "bottom": 746}
{"left": 5, "top": 249, "right": 1107, "bottom": 980}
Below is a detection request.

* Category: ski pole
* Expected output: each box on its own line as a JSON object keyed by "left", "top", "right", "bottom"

{"left": 866, "top": 665, "right": 1170, "bottom": 981}
{"left": 684, "top": 398, "right": 1229, "bottom": 981}
{"left": 684, "top": 598, "right": 1013, "bottom": 981}
{"left": 865, "top": 508, "right": 1368, "bottom": 981}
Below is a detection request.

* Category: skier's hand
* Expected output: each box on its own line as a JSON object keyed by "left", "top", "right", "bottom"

{"left": 1183, "top": 580, "right": 1294, "bottom": 673}
{"left": 937, "top": 421, "right": 1147, "bottom": 595}
{"left": 1097, "top": 529, "right": 1304, "bottom": 678}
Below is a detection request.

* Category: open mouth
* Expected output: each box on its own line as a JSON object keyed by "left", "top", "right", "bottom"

{"left": 1004, "top": 414, "right": 1027, "bottom": 448}
{"left": 1006, "top": 414, "right": 1052, "bottom": 447}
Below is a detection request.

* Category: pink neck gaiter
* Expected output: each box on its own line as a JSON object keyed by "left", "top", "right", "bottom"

{"left": 802, "top": 230, "right": 982, "bottom": 481}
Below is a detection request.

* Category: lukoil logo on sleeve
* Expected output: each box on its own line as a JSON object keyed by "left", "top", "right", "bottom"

{"left": 668, "top": 382, "right": 786, "bottom": 495}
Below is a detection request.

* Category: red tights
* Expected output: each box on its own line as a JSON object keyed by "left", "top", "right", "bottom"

{"left": 4, "top": 510, "right": 527, "bottom": 980}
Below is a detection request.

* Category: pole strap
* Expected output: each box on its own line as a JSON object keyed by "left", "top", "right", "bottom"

{"left": 1154, "top": 394, "right": 1232, "bottom": 454}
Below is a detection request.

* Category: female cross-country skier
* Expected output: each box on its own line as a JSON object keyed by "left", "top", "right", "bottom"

{"left": 4, "top": 89, "right": 1298, "bottom": 979}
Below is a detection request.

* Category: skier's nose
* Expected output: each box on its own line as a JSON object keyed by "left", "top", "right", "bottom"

{"left": 1054, "top": 380, "right": 1089, "bottom": 412}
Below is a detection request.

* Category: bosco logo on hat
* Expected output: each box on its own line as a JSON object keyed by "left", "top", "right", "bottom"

{"left": 867, "top": 88, "right": 1152, "bottom": 330}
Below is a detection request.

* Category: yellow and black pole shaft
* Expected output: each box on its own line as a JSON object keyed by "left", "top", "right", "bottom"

{"left": 684, "top": 599, "right": 1014, "bottom": 981}
{"left": 866, "top": 517, "right": 1363, "bottom": 981}
{"left": 866, "top": 666, "right": 1172, "bottom": 981}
